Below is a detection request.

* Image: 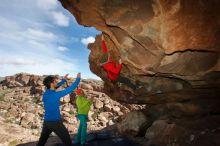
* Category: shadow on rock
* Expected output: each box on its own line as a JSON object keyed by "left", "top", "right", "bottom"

{"left": 16, "top": 132, "right": 141, "bottom": 146}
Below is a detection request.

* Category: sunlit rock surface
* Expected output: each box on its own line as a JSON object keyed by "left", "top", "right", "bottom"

{"left": 60, "top": 0, "right": 220, "bottom": 145}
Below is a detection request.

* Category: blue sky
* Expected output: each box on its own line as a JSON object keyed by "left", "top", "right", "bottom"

{"left": 0, "top": 0, "right": 100, "bottom": 79}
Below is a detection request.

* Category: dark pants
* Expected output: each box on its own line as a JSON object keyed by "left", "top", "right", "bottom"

{"left": 37, "top": 120, "right": 72, "bottom": 146}
{"left": 114, "top": 75, "right": 137, "bottom": 90}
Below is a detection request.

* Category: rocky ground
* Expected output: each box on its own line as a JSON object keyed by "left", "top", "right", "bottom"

{"left": 0, "top": 73, "right": 146, "bottom": 146}
{"left": 1, "top": 73, "right": 219, "bottom": 146}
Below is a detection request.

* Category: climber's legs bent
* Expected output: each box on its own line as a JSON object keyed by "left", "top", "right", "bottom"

{"left": 116, "top": 75, "right": 137, "bottom": 90}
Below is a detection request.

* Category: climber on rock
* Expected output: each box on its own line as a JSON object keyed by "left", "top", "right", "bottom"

{"left": 100, "top": 54, "right": 140, "bottom": 91}
{"left": 100, "top": 35, "right": 139, "bottom": 91}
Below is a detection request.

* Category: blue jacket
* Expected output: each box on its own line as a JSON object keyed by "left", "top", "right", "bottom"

{"left": 43, "top": 77, "right": 80, "bottom": 121}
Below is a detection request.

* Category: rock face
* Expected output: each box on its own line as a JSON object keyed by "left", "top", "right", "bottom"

{"left": 118, "top": 110, "right": 149, "bottom": 137}
{"left": 0, "top": 117, "right": 38, "bottom": 146}
{"left": 59, "top": 0, "right": 220, "bottom": 145}
{"left": 59, "top": 0, "right": 220, "bottom": 102}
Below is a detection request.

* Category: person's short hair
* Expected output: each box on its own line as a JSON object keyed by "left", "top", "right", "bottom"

{"left": 43, "top": 75, "right": 56, "bottom": 89}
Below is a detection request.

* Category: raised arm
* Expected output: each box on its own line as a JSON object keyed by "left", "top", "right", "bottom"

{"left": 100, "top": 54, "right": 111, "bottom": 67}
{"left": 56, "top": 79, "right": 66, "bottom": 88}
{"left": 100, "top": 61, "right": 108, "bottom": 67}
{"left": 101, "top": 35, "right": 108, "bottom": 53}
{"left": 56, "top": 73, "right": 81, "bottom": 97}
{"left": 56, "top": 73, "right": 69, "bottom": 88}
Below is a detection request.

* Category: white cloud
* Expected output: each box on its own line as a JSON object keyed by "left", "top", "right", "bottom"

{"left": 70, "top": 37, "right": 80, "bottom": 43}
{"left": 0, "top": 0, "right": 100, "bottom": 79}
{"left": 25, "top": 28, "right": 56, "bottom": 42}
{"left": 0, "top": 19, "right": 75, "bottom": 77}
{"left": 0, "top": 16, "right": 20, "bottom": 31}
{"left": 0, "top": 57, "right": 37, "bottom": 66}
{"left": 58, "top": 46, "right": 69, "bottom": 52}
{"left": 0, "top": 54, "right": 79, "bottom": 77}
{"left": 37, "top": 0, "right": 58, "bottom": 10}
{"left": 81, "top": 36, "right": 95, "bottom": 46}
{"left": 52, "top": 11, "right": 70, "bottom": 27}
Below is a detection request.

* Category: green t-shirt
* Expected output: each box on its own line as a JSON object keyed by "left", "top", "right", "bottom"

{"left": 76, "top": 95, "right": 92, "bottom": 115}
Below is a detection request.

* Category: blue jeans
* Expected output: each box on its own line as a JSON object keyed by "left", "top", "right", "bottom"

{"left": 74, "top": 114, "right": 88, "bottom": 144}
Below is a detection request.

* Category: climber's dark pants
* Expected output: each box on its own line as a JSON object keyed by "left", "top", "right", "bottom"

{"left": 113, "top": 75, "right": 137, "bottom": 90}
{"left": 37, "top": 120, "right": 72, "bottom": 146}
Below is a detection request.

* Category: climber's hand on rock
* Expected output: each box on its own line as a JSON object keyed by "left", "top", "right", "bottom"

{"left": 100, "top": 63, "right": 104, "bottom": 67}
{"left": 107, "top": 54, "right": 111, "bottom": 61}
{"left": 119, "top": 59, "right": 122, "bottom": 64}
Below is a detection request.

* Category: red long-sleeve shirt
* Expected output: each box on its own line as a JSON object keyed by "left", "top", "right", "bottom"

{"left": 103, "top": 61, "right": 122, "bottom": 81}
{"left": 101, "top": 40, "right": 108, "bottom": 53}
